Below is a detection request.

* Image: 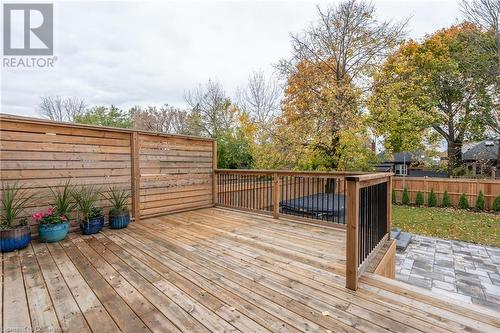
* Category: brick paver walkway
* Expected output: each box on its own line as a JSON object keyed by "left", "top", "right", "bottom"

{"left": 396, "top": 234, "right": 500, "bottom": 311}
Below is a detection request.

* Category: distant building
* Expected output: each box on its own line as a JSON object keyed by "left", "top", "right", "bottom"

{"left": 462, "top": 139, "right": 499, "bottom": 176}
{"left": 375, "top": 151, "right": 446, "bottom": 177}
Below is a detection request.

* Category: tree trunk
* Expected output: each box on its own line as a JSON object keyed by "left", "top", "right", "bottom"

{"left": 497, "top": 138, "right": 500, "bottom": 177}
{"left": 447, "top": 140, "right": 463, "bottom": 176}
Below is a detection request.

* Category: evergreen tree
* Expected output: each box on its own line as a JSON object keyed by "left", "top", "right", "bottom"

{"left": 475, "top": 191, "right": 485, "bottom": 210}
{"left": 415, "top": 191, "right": 424, "bottom": 206}
{"left": 402, "top": 188, "right": 410, "bottom": 205}
{"left": 459, "top": 193, "right": 469, "bottom": 209}
{"left": 428, "top": 189, "right": 437, "bottom": 207}
{"left": 442, "top": 190, "right": 451, "bottom": 207}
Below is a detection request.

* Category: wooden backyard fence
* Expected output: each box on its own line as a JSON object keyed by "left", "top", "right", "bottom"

{"left": 0, "top": 114, "right": 216, "bottom": 234}
{"left": 393, "top": 176, "right": 500, "bottom": 209}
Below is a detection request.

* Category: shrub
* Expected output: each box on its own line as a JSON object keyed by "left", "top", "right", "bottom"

{"left": 1, "top": 182, "right": 36, "bottom": 228}
{"left": 458, "top": 193, "right": 469, "bottom": 209}
{"left": 49, "top": 181, "right": 74, "bottom": 219}
{"left": 493, "top": 196, "right": 500, "bottom": 212}
{"left": 72, "top": 186, "right": 102, "bottom": 221}
{"left": 105, "top": 187, "right": 131, "bottom": 215}
{"left": 415, "top": 191, "right": 424, "bottom": 206}
{"left": 392, "top": 189, "right": 397, "bottom": 204}
{"left": 442, "top": 190, "right": 451, "bottom": 207}
{"left": 402, "top": 188, "right": 410, "bottom": 205}
{"left": 475, "top": 191, "right": 485, "bottom": 211}
{"left": 428, "top": 189, "right": 437, "bottom": 207}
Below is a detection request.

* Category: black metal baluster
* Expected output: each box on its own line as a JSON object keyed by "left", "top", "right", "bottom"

{"left": 301, "top": 177, "right": 304, "bottom": 218}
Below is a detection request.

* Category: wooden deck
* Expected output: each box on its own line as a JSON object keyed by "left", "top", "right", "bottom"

{"left": 2, "top": 208, "right": 499, "bottom": 333}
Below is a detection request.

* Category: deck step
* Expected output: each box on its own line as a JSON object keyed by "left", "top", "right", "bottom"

{"left": 391, "top": 228, "right": 401, "bottom": 239}
{"left": 391, "top": 228, "right": 412, "bottom": 251}
{"left": 396, "top": 232, "right": 412, "bottom": 250}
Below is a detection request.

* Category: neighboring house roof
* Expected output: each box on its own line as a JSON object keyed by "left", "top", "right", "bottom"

{"left": 462, "top": 141, "right": 476, "bottom": 154}
{"left": 377, "top": 151, "right": 424, "bottom": 164}
{"left": 463, "top": 140, "right": 498, "bottom": 161}
{"left": 375, "top": 164, "right": 392, "bottom": 172}
{"left": 392, "top": 152, "right": 422, "bottom": 163}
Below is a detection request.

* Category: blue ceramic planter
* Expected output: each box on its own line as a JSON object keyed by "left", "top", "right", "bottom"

{"left": 109, "top": 212, "right": 130, "bottom": 229}
{"left": 80, "top": 215, "right": 104, "bottom": 235}
{"left": 38, "top": 222, "right": 69, "bottom": 243}
{"left": 0, "top": 225, "right": 31, "bottom": 252}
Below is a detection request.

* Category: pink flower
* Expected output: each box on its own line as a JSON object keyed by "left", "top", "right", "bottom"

{"left": 32, "top": 212, "right": 44, "bottom": 222}
{"left": 60, "top": 215, "right": 67, "bottom": 221}
{"left": 46, "top": 207, "right": 54, "bottom": 215}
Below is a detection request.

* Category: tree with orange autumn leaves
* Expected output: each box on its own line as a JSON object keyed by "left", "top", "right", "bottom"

{"left": 270, "top": 0, "right": 406, "bottom": 170}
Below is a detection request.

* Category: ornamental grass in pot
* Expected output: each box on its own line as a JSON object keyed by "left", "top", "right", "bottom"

{"left": 73, "top": 186, "right": 104, "bottom": 235}
{"left": 105, "top": 187, "right": 131, "bottom": 229}
{"left": 0, "top": 183, "right": 34, "bottom": 252}
{"left": 36, "top": 182, "right": 73, "bottom": 243}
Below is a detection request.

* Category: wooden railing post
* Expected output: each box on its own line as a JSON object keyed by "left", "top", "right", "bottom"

{"left": 273, "top": 172, "right": 279, "bottom": 219}
{"left": 130, "top": 132, "right": 140, "bottom": 223}
{"left": 387, "top": 175, "right": 393, "bottom": 238}
{"left": 346, "top": 176, "right": 360, "bottom": 290}
{"left": 212, "top": 140, "right": 218, "bottom": 205}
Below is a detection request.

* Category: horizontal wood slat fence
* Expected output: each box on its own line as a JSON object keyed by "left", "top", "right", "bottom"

{"left": 0, "top": 114, "right": 215, "bottom": 234}
{"left": 393, "top": 176, "right": 500, "bottom": 209}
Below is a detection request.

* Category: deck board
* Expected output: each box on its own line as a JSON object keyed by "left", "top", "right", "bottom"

{"left": 1, "top": 207, "right": 499, "bottom": 332}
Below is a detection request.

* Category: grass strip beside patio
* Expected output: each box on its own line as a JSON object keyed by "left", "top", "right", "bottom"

{"left": 393, "top": 205, "right": 500, "bottom": 247}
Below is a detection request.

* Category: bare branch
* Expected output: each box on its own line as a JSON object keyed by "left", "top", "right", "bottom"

{"left": 37, "top": 96, "right": 87, "bottom": 121}
{"left": 184, "top": 79, "right": 237, "bottom": 138}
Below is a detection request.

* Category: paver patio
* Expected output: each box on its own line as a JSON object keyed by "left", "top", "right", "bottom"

{"left": 396, "top": 234, "right": 500, "bottom": 311}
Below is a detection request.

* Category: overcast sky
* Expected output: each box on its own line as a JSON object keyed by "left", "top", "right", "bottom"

{"left": 1, "top": 0, "right": 461, "bottom": 118}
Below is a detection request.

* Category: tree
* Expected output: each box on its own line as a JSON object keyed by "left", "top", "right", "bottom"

{"left": 493, "top": 195, "right": 500, "bottom": 211}
{"left": 236, "top": 71, "right": 284, "bottom": 169}
{"left": 461, "top": 0, "right": 500, "bottom": 67}
{"left": 185, "top": 79, "right": 237, "bottom": 138}
{"left": 415, "top": 191, "right": 424, "bottom": 206}
{"left": 428, "top": 189, "right": 437, "bottom": 207}
{"left": 74, "top": 106, "right": 131, "bottom": 128}
{"left": 216, "top": 127, "right": 254, "bottom": 169}
{"left": 38, "top": 96, "right": 87, "bottom": 122}
{"left": 237, "top": 70, "right": 281, "bottom": 125}
{"left": 461, "top": 0, "right": 500, "bottom": 174}
{"left": 459, "top": 193, "right": 470, "bottom": 209}
{"left": 475, "top": 190, "right": 485, "bottom": 210}
{"left": 442, "top": 190, "right": 452, "bottom": 207}
{"left": 276, "top": 0, "right": 406, "bottom": 170}
{"left": 370, "top": 23, "right": 497, "bottom": 175}
{"left": 130, "top": 105, "right": 191, "bottom": 134}
{"left": 402, "top": 188, "right": 410, "bottom": 205}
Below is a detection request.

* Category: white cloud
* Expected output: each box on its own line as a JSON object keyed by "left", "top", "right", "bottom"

{"left": 1, "top": 0, "right": 460, "bottom": 117}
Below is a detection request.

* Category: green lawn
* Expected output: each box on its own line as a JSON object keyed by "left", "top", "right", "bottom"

{"left": 392, "top": 205, "right": 500, "bottom": 247}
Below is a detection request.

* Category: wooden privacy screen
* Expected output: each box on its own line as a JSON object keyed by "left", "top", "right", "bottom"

{"left": 139, "top": 134, "right": 214, "bottom": 217}
{"left": 393, "top": 177, "right": 500, "bottom": 210}
{"left": 0, "top": 114, "right": 215, "bottom": 233}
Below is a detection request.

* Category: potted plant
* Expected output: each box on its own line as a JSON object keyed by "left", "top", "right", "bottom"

{"left": 34, "top": 208, "right": 69, "bottom": 242}
{"left": 0, "top": 183, "right": 35, "bottom": 252}
{"left": 36, "top": 182, "right": 74, "bottom": 243}
{"left": 73, "top": 186, "right": 104, "bottom": 235}
{"left": 106, "top": 187, "right": 131, "bottom": 229}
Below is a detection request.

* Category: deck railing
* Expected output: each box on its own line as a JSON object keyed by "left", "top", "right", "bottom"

{"left": 215, "top": 170, "right": 352, "bottom": 224}
{"left": 214, "top": 169, "right": 393, "bottom": 290}
{"left": 217, "top": 171, "right": 274, "bottom": 213}
{"left": 345, "top": 173, "right": 392, "bottom": 290}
